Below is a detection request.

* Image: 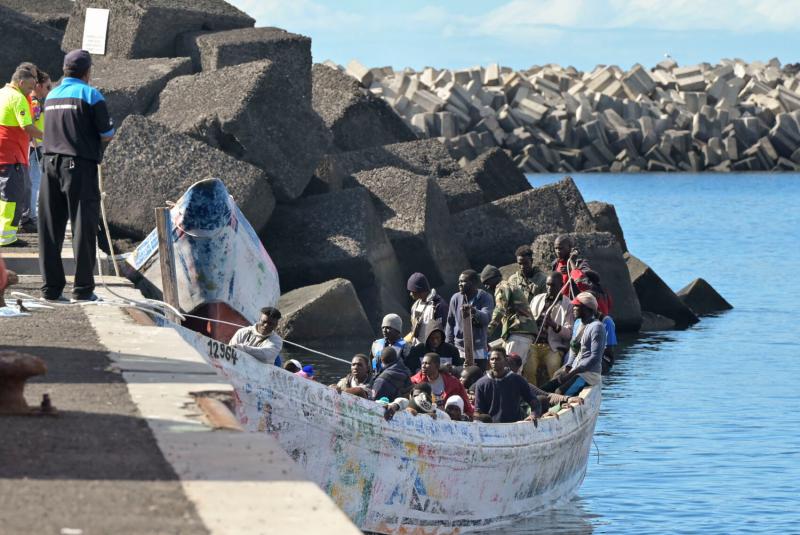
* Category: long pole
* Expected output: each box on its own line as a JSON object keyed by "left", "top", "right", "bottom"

{"left": 155, "top": 207, "right": 180, "bottom": 323}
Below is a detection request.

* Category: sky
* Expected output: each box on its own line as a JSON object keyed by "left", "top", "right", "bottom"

{"left": 228, "top": 0, "right": 800, "bottom": 72}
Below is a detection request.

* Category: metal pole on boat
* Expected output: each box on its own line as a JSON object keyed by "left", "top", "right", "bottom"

{"left": 155, "top": 207, "right": 181, "bottom": 323}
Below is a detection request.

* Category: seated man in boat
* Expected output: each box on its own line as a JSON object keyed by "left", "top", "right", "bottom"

{"left": 406, "top": 327, "right": 461, "bottom": 374}
{"left": 406, "top": 272, "right": 449, "bottom": 345}
{"left": 459, "top": 365, "right": 483, "bottom": 406}
{"left": 525, "top": 271, "right": 574, "bottom": 386}
{"left": 411, "top": 353, "right": 473, "bottom": 417}
{"left": 283, "top": 359, "right": 302, "bottom": 373}
{"left": 446, "top": 270, "right": 494, "bottom": 370}
{"left": 228, "top": 306, "right": 283, "bottom": 365}
{"left": 474, "top": 347, "right": 570, "bottom": 423}
{"left": 371, "top": 313, "right": 411, "bottom": 373}
{"left": 371, "top": 347, "right": 412, "bottom": 401}
{"left": 543, "top": 292, "right": 606, "bottom": 396}
{"left": 444, "top": 395, "right": 471, "bottom": 421}
{"left": 331, "top": 353, "right": 373, "bottom": 398}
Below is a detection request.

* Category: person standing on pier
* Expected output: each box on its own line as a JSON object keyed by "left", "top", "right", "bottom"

{"left": 39, "top": 50, "right": 114, "bottom": 302}
{"left": 0, "top": 67, "right": 42, "bottom": 247}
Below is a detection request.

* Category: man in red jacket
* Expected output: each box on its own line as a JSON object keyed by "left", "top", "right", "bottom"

{"left": 411, "top": 353, "right": 474, "bottom": 417}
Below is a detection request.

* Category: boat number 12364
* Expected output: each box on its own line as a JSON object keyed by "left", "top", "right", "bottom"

{"left": 207, "top": 340, "right": 238, "bottom": 365}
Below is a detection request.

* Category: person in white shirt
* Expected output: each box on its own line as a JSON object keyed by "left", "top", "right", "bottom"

{"left": 524, "top": 272, "right": 574, "bottom": 385}
{"left": 229, "top": 307, "right": 283, "bottom": 365}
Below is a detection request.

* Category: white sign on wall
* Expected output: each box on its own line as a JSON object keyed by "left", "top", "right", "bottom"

{"left": 82, "top": 8, "right": 110, "bottom": 55}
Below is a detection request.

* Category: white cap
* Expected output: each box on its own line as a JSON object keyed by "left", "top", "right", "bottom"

{"left": 445, "top": 395, "right": 464, "bottom": 411}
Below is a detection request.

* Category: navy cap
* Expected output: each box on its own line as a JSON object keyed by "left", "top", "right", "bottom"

{"left": 406, "top": 272, "right": 430, "bottom": 293}
{"left": 63, "top": 49, "right": 92, "bottom": 72}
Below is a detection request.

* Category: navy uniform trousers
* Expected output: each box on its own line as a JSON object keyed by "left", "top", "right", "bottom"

{"left": 38, "top": 154, "right": 99, "bottom": 299}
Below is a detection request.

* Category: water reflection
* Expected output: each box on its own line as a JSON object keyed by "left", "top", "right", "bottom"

{"left": 476, "top": 498, "right": 598, "bottom": 535}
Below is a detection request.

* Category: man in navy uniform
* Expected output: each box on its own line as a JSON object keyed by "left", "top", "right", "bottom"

{"left": 40, "top": 50, "right": 114, "bottom": 302}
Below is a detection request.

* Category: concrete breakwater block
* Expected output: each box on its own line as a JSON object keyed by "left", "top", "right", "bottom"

{"left": 0, "top": 5, "right": 63, "bottom": 84}
{"left": 91, "top": 57, "right": 192, "bottom": 126}
{"left": 277, "top": 279, "right": 374, "bottom": 343}
{"left": 459, "top": 148, "right": 531, "bottom": 203}
{"left": 62, "top": 0, "right": 254, "bottom": 59}
{"left": 640, "top": 311, "right": 676, "bottom": 331}
{"left": 151, "top": 60, "right": 330, "bottom": 201}
{"left": 625, "top": 253, "right": 699, "bottom": 329}
{"left": 587, "top": 201, "right": 628, "bottom": 253}
{"left": 676, "top": 278, "right": 733, "bottom": 316}
{"left": 347, "top": 166, "right": 468, "bottom": 292}
{"left": 312, "top": 138, "right": 461, "bottom": 195}
{"left": 451, "top": 177, "right": 594, "bottom": 269}
{"left": 184, "top": 27, "right": 313, "bottom": 100}
{"left": 531, "top": 232, "right": 642, "bottom": 332}
{"left": 312, "top": 64, "right": 417, "bottom": 153}
{"left": 103, "top": 115, "right": 275, "bottom": 240}
{"left": 260, "top": 187, "right": 407, "bottom": 330}
{"left": 433, "top": 169, "right": 485, "bottom": 213}
{"left": 0, "top": 0, "right": 72, "bottom": 30}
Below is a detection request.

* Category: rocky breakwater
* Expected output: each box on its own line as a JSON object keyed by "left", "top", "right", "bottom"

{"left": 336, "top": 58, "right": 800, "bottom": 173}
{"left": 0, "top": 0, "right": 732, "bottom": 345}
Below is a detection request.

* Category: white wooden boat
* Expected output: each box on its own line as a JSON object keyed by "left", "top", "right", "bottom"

{"left": 173, "top": 322, "right": 600, "bottom": 534}
{"left": 123, "top": 178, "right": 280, "bottom": 342}
{"left": 133, "top": 178, "right": 601, "bottom": 533}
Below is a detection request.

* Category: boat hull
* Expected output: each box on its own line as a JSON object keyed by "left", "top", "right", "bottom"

{"left": 124, "top": 178, "right": 280, "bottom": 341}
{"left": 174, "top": 323, "right": 601, "bottom": 534}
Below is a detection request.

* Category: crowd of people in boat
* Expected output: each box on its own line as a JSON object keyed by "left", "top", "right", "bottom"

{"left": 229, "top": 234, "right": 618, "bottom": 424}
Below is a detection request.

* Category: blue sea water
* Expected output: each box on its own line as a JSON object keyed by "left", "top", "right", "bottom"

{"left": 515, "top": 173, "right": 800, "bottom": 534}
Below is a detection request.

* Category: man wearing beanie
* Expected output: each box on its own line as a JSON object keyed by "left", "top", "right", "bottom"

{"left": 370, "top": 313, "right": 411, "bottom": 373}
{"left": 406, "top": 272, "right": 448, "bottom": 345}
{"left": 543, "top": 291, "right": 605, "bottom": 396}
{"left": 39, "top": 49, "right": 114, "bottom": 302}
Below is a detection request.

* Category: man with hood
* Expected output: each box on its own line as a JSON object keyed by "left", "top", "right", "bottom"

{"left": 405, "top": 327, "right": 460, "bottom": 373}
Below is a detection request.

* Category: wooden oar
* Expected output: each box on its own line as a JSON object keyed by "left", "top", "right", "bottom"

{"left": 461, "top": 300, "right": 475, "bottom": 367}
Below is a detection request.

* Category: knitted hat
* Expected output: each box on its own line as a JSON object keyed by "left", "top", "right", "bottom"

{"left": 480, "top": 265, "right": 502, "bottom": 283}
{"left": 381, "top": 313, "right": 402, "bottom": 332}
{"left": 406, "top": 272, "right": 430, "bottom": 292}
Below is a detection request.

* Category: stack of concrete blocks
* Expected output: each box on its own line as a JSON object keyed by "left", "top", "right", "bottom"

{"left": 332, "top": 57, "right": 800, "bottom": 173}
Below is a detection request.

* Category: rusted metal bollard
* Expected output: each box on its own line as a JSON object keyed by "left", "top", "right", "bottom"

{"left": 0, "top": 351, "right": 49, "bottom": 414}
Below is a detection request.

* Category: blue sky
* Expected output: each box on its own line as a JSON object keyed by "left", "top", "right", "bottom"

{"left": 229, "top": 0, "right": 800, "bottom": 71}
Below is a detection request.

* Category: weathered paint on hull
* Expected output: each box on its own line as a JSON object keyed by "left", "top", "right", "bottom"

{"left": 175, "top": 324, "right": 601, "bottom": 534}
{"left": 125, "top": 178, "right": 280, "bottom": 340}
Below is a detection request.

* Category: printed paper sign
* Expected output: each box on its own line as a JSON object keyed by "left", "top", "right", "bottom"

{"left": 82, "top": 8, "right": 110, "bottom": 55}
